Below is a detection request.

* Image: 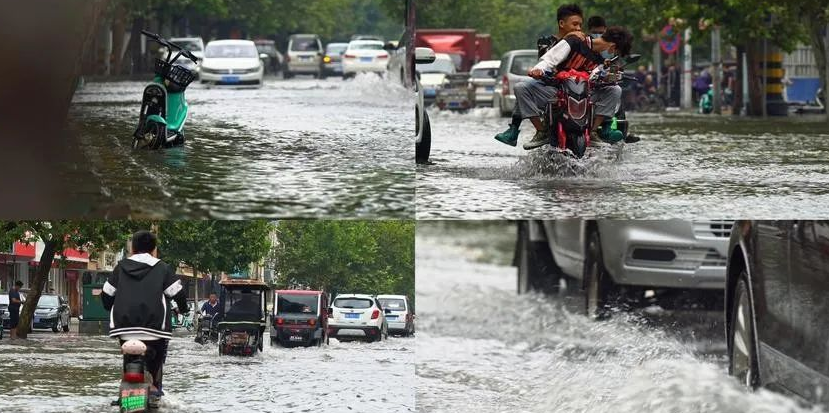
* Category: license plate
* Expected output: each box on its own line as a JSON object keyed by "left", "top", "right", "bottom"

{"left": 289, "top": 336, "right": 303, "bottom": 342}
{"left": 386, "top": 315, "right": 397, "bottom": 319}
{"left": 360, "top": 57, "right": 373, "bottom": 62}
{"left": 221, "top": 76, "right": 240, "bottom": 83}
{"left": 449, "top": 102, "right": 460, "bottom": 107}
{"left": 121, "top": 387, "right": 148, "bottom": 412}
{"left": 345, "top": 313, "right": 359, "bottom": 319}
{"left": 486, "top": 86, "right": 494, "bottom": 91}
{"left": 34, "top": 317, "right": 40, "bottom": 323}
{"left": 301, "top": 56, "right": 313, "bottom": 61}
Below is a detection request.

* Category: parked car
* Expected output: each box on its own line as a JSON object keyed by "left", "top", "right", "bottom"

{"left": 469, "top": 60, "right": 501, "bottom": 107}
{"left": 322, "top": 42, "right": 349, "bottom": 77}
{"left": 200, "top": 40, "right": 265, "bottom": 87}
{"left": 436, "top": 73, "right": 473, "bottom": 111}
{"left": 0, "top": 290, "right": 26, "bottom": 330}
{"left": 285, "top": 34, "right": 323, "bottom": 79}
{"left": 254, "top": 39, "right": 284, "bottom": 74}
{"left": 270, "top": 290, "right": 329, "bottom": 347}
{"left": 492, "top": 50, "right": 536, "bottom": 117}
{"left": 167, "top": 37, "right": 205, "bottom": 77}
{"left": 328, "top": 294, "right": 388, "bottom": 342}
{"left": 386, "top": 33, "right": 408, "bottom": 85}
{"left": 415, "top": 47, "right": 436, "bottom": 164}
{"left": 376, "top": 295, "right": 414, "bottom": 337}
{"left": 32, "top": 294, "right": 71, "bottom": 332}
{"left": 342, "top": 40, "right": 389, "bottom": 78}
{"left": 416, "top": 53, "right": 455, "bottom": 106}
{"left": 351, "top": 34, "right": 384, "bottom": 42}
{"left": 516, "top": 220, "right": 732, "bottom": 318}
{"left": 726, "top": 220, "right": 829, "bottom": 404}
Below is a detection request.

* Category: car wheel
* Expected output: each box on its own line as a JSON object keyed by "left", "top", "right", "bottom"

{"left": 52, "top": 319, "right": 59, "bottom": 333}
{"left": 584, "top": 228, "right": 615, "bottom": 320}
{"left": 498, "top": 94, "right": 510, "bottom": 117}
{"left": 517, "top": 221, "right": 563, "bottom": 295}
{"left": 415, "top": 109, "right": 431, "bottom": 164}
{"left": 729, "top": 273, "right": 759, "bottom": 389}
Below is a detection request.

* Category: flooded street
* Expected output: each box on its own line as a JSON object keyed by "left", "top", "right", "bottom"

{"left": 415, "top": 222, "right": 823, "bottom": 413}
{"left": 65, "top": 74, "right": 413, "bottom": 219}
{"left": 0, "top": 332, "right": 414, "bottom": 412}
{"left": 416, "top": 110, "right": 829, "bottom": 219}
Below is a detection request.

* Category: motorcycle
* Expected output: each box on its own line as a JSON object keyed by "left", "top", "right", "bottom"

{"left": 113, "top": 340, "right": 157, "bottom": 412}
{"left": 194, "top": 313, "right": 219, "bottom": 345}
{"left": 540, "top": 54, "right": 640, "bottom": 158}
{"left": 132, "top": 30, "right": 199, "bottom": 150}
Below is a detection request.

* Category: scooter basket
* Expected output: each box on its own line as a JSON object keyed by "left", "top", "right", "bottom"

{"left": 154, "top": 58, "right": 196, "bottom": 89}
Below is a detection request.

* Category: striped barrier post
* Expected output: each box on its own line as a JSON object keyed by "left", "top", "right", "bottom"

{"left": 764, "top": 49, "right": 788, "bottom": 116}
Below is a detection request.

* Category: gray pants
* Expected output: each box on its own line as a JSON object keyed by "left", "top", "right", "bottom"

{"left": 514, "top": 79, "right": 621, "bottom": 121}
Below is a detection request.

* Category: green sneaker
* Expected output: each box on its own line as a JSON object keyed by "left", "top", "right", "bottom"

{"left": 494, "top": 124, "right": 520, "bottom": 146}
{"left": 523, "top": 129, "right": 549, "bottom": 150}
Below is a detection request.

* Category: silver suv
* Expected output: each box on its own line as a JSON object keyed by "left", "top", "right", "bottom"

{"left": 285, "top": 34, "right": 323, "bottom": 79}
{"left": 492, "top": 50, "right": 536, "bottom": 117}
{"left": 516, "top": 220, "right": 732, "bottom": 317}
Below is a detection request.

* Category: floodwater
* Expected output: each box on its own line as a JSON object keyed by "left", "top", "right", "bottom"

{"left": 416, "top": 109, "right": 829, "bottom": 219}
{"left": 0, "top": 332, "right": 413, "bottom": 412}
{"left": 415, "top": 222, "right": 824, "bottom": 413}
{"left": 64, "top": 74, "right": 413, "bottom": 219}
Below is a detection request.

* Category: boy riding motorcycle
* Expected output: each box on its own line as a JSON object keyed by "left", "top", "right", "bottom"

{"left": 495, "top": 3, "right": 586, "bottom": 146}
{"left": 102, "top": 230, "right": 188, "bottom": 400}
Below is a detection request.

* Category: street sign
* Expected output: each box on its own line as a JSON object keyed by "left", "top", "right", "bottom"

{"left": 660, "top": 25, "right": 681, "bottom": 54}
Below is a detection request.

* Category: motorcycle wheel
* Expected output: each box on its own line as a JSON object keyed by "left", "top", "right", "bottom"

{"left": 568, "top": 133, "right": 587, "bottom": 158}
{"left": 134, "top": 120, "right": 166, "bottom": 150}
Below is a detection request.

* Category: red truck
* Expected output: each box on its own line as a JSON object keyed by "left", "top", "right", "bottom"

{"left": 415, "top": 29, "right": 491, "bottom": 72}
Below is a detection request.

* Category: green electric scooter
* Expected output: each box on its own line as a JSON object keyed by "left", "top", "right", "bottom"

{"left": 132, "top": 30, "right": 199, "bottom": 149}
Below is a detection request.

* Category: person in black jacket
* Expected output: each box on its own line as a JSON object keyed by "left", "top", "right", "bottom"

{"left": 102, "top": 230, "right": 188, "bottom": 397}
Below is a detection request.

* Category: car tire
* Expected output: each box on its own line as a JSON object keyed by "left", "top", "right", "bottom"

{"left": 284, "top": 71, "right": 293, "bottom": 79}
{"left": 584, "top": 228, "right": 615, "bottom": 320}
{"left": 729, "top": 273, "right": 759, "bottom": 389}
{"left": 415, "top": 109, "right": 431, "bottom": 164}
{"left": 52, "top": 319, "right": 59, "bottom": 333}
{"left": 498, "top": 94, "right": 510, "bottom": 117}
{"left": 516, "top": 221, "right": 563, "bottom": 295}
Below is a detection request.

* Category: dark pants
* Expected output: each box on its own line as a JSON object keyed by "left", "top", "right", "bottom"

{"left": 120, "top": 339, "right": 169, "bottom": 389}
{"left": 8, "top": 308, "right": 19, "bottom": 329}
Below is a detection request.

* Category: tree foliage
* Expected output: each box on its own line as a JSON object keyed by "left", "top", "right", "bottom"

{"left": 273, "top": 220, "right": 415, "bottom": 307}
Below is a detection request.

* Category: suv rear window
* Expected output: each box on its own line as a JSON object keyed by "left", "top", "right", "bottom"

{"left": 510, "top": 55, "right": 537, "bottom": 75}
{"left": 471, "top": 68, "right": 498, "bottom": 78}
{"left": 334, "top": 298, "right": 372, "bottom": 309}
{"left": 378, "top": 298, "right": 406, "bottom": 311}
{"left": 291, "top": 39, "right": 320, "bottom": 51}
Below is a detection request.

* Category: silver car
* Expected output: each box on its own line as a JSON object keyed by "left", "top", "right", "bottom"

{"left": 285, "top": 34, "right": 323, "bottom": 78}
{"left": 516, "top": 220, "right": 732, "bottom": 317}
{"left": 469, "top": 60, "right": 501, "bottom": 107}
{"left": 492, "top": 50, "right": 536, "bottom": 117}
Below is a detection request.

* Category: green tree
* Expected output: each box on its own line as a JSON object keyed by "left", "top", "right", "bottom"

{"left": 0, "top": 221, "right": 146, "bottom": 339}
{"left": 273, "top": 220, "right": 414, "bottom": 308}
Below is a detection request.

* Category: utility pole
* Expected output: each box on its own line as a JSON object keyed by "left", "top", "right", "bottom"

{"left": 712, "top": 25, "right": 722, "bottom": 114}
{"left": 762, "top": 37, "right": 768, "bottom": 118}
{"left": 653, "top": 41, "right": 662, "bottom": 91}
{"left": 682, "top": 27, "right": 693, "bottom": 109}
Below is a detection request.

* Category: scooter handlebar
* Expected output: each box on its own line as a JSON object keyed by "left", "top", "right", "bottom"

{"left": 141, "top": 30, "right": 199, "bottom": 63}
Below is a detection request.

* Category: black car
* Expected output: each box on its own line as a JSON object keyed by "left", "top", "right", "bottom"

{"left": 726, "top": 220, "right": 829, "bottom": 405}
{"left": 32, "top": 294, "right": 71, "bottom": 332}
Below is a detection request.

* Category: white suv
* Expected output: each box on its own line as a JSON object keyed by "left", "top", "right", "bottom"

{"left": 329, "top": 294, "right": 388, "bottom": 342}
{"left": 376, "top": 295, "right": 414, "bottom": 337}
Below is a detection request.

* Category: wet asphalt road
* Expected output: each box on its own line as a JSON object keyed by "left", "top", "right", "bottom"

{"left": 0, "top": 331, "right": 414, "bottom": 413}
{"left": 65, "top": 74, "right": 413, "bottom": 219}
{"left": 416, "top": 109, "right": 829, "bottom": 219}
{"left": 415, "top": 222, "right": 823, "bottom": 413}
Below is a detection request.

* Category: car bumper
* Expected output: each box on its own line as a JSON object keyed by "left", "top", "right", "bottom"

{"left": 342, "top": 60, "right": 386, "bottom": 74}
{"left": 329, "top": 326, "right": 381, "bottom": 339}
{"left": 32, "top": 316, "right": 58, "bottom": 329}
{"left": 287, "top": 61, "right": 321, "bottom": 73}
{"left": 475, "top": 92, "right": 495, "bottom": 106}
{"left": 600, "top": 220, "right": 731, "bottom": 289}
{"left": 323, "top": 62, "right": 343, "bottom": 73}
{"left": 386, "top": 320, "right": 408, "bottom": 332}
{"left": 200, "top": 70, "right": 263, "bottom": 85}
{"left": 271, "top": 326, "right": 320, "bottom": 344}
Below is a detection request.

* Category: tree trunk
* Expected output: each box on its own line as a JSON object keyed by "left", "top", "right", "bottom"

{"left": 733, "top": 45, "right": 745, "bottom": 115}
{"left": 17, "top": 239, "right": 58, "bottom": 339}
{"left": 110, "top": 2, "right": 128, "bottom": 76}
{"left": 746, "top": 42, "right": 765, "bottom": 116}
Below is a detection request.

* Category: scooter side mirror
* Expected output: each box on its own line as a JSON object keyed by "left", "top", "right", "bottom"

{"left": 625, "top": 54, "right": 642, "bottom": 65}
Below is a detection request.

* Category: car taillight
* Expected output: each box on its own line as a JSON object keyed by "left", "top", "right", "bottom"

{"left": 502, "top": 75, "right": 509, "bottom": 96}
{"left": 123, "top": 372, "right": 144, "bottom": 383}
{"left": 308, "top": 319, "right": 317, "bottom": 326}
{"left": 378, "top": 53, "right": 388, "bottom": 59}
{"left": 371, "top": 309, "right": 380, "bottom": 319}
{"left": 276, "top": 317, "right": 284, "bottom": 325}
{"left": 344, "top": 54, "right": 356, "bottom": 59}
{"left": 286, "top": 56, "right": 291, "bottom": 62}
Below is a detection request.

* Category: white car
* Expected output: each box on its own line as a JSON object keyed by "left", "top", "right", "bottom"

{"left": 342, "top": 40, "right": 389, "bottom": 78}
{"left": 376, "top": 295, "right": 414, "bottom": 336}
{"left": 199, "top": 40, "right": 265, "bottom": 87}
{"left": 416, "top": 53, "right": 455, "bottom": 106}
{"left": 469, "top": 60, "right": 501, "bottom": 107}
{"left": 168, "top": 37, "right": 204, "bottom": 77}
{"left": 415, "top": 47, "right": 436, "bottom": 163}
{"left": 328, "top": 294, "right": 388, "bottom": 342}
